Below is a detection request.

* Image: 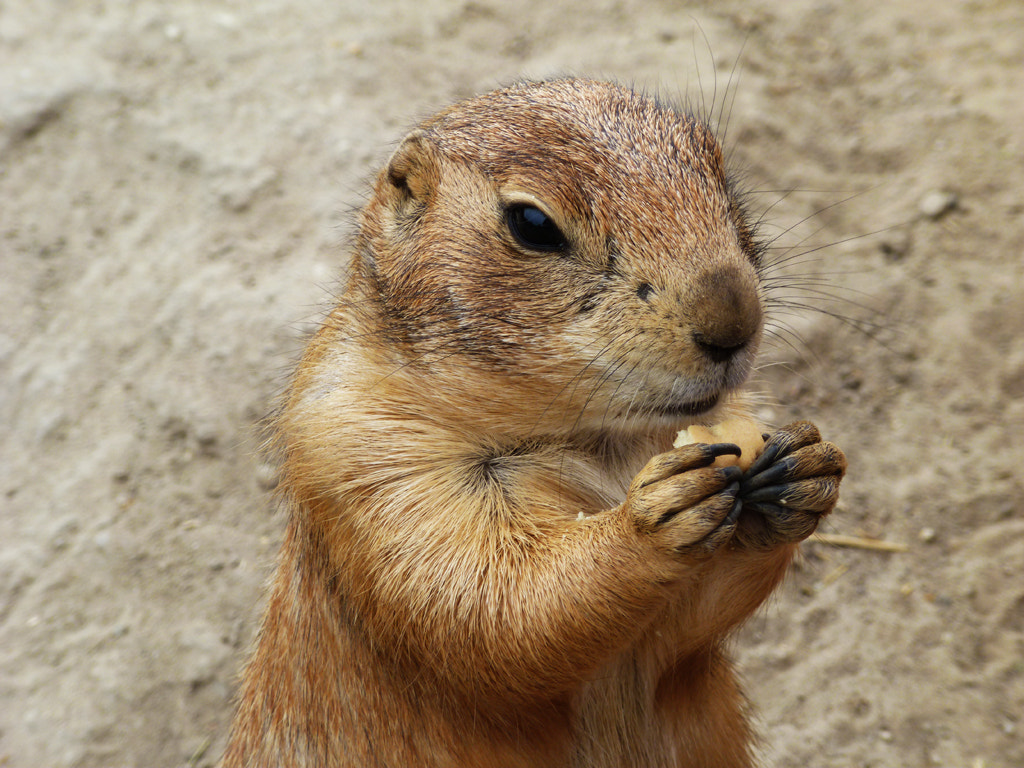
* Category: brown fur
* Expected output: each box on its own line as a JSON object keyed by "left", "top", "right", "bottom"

{"left": 222, "top": 79, "right": 846, "bottom": 767}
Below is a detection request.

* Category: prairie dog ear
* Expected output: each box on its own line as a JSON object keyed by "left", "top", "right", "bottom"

{"left": 385, "top": 130, "right": 438, "bottom": 202}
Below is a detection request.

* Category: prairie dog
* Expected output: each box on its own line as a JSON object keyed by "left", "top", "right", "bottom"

{"left": 223, "top": 78, "right": 846, "bottom": 768}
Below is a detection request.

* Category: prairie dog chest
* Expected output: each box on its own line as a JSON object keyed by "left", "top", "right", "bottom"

{"left": 466, "top": 438, "right": 643, "bottom": 524}
{"left": 472, "top": 435, "right": 662, "bottom": 521}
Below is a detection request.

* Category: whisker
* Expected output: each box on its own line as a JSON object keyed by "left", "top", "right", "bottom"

{"left": 761, "top": 323, "right": 814, "bottom": 357}
{"left": 716, "top": 33, "right": 749, "bottom": 153}
{"left": 597, "top": 349, "right": 649, "bottom": 433}
{"left": 766, "top": 298, "right": 890, "bottom": 335}
{"left": 759, "top": 187, "right": 880, "bottom": 254}
{"left": 765, "top": 221, "right": 910, "bottom": 272}
{"left": 569, "top": 330, "right": 647, "bottom": 434}
{"left": 528, "top": 333, "right": 625, "bottom": 435}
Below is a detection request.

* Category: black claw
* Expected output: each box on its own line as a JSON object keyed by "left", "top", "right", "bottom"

{"left": 717, "top": 481, "right": 743, "bottom": 531}
{"left": 739, "top": 456, "right": 796, "bottom": 494}
{"left": 706, "top": 442, "right": 742, "bottom": 460}
{"left": 719, "top": 465, "right": 743, "bottom": 485}
{"left": 744, "top": 440, "right": 785, "bottom": 477}
{"left": 742, "top": 484, "right": 792, "bottom": 505}
{"left": 724, "top": 497, "right": 744, "bottom": 527}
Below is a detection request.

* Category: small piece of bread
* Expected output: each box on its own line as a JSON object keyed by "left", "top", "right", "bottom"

{"left": 673, "top": 416, "right": 766, "bottom": 471}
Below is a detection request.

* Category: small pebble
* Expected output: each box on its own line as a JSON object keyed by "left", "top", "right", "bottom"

{"left": 51, "top": 517, "right": 80, "bottom": 551}
{"left": 918, "top": 526, "right": 937, "bottom": 543}
{"left": 214, "top": 11, "right": 239, "bottom": 29}
{"left": 879, "top": 228, "right": 911, "bottom": 260}
{"left": 919, "top": 190, "right": 958, "bottom": 219}
{"left": 256, "top": 462, "right": 279, "bottom": 490}
{"left": 193, "top": 420, "right": 220, "bottom": 456}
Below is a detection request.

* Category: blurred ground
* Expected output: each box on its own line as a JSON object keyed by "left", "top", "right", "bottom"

{"left": 1, "top": 1, "right": 1022, "bottom": 766}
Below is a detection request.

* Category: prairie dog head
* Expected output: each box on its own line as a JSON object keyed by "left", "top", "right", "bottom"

{"left": 352, "top": 79, "right": 764, "bottom": 436}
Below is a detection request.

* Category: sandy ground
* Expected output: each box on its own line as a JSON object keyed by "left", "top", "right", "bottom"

{"left": 2, "top": 1, "right": 1023, "bottom": 766}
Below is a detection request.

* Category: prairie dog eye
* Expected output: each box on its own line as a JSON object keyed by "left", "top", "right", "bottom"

{"left": 506, "top": 204, "right": 567, "bottom": 252}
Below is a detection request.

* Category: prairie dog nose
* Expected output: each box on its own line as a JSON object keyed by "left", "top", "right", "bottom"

{"left": 689, "top": 266, "right": 763, "bottom": 363}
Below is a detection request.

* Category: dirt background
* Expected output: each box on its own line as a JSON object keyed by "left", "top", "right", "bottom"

{"left": 2, "top": 0, "right": 1022, "bottom": 766}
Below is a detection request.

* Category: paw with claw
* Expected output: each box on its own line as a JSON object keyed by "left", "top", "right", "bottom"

{"left": 732, "top": 421, "right": 847, "bottom": 550}
{"left": 626, "top": 443, "right": 751, "bottom": 557}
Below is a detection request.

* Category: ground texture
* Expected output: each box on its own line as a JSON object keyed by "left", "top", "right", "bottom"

{"left": 2, "top": 1, "right": 1022, "bottom": 765}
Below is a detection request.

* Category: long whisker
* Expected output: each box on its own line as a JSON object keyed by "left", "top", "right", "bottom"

{"left": 567, "top": 329, "right": 647, "bottom": 434}
{"left": 527, "top": 333, "right": 626, "bottom": 435}
{"left": 596, "top": 346, "right": 649, "bottom": 433}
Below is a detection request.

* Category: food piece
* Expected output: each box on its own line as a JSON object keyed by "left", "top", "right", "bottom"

{"left": 673, "top": 416, "right": 766, "bottom": 471}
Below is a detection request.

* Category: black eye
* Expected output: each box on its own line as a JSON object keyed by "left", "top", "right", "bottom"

{"left": 506, "top": 204, "right": 567, "bottom": 252}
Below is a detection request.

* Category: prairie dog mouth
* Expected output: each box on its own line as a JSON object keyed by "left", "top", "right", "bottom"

{"left": 644, "top": 392, "right": 721, "bottom": 418}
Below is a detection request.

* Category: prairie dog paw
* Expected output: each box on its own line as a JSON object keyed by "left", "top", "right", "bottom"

{"left": 626, "top": 443, "right": 744, "bottom": 555}
{"left": 735, "top": 421, "right": 847, "bottom": 549}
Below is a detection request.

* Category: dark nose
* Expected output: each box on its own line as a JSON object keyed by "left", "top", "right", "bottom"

{"left": 689, "top": 267, "right": 762, "bottom": 363}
